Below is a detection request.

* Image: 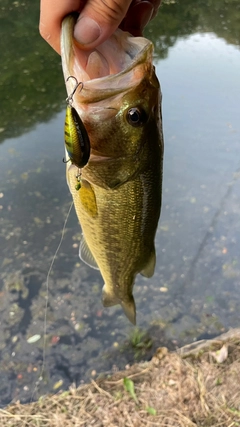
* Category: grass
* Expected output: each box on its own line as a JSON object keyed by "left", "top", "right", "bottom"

{"left": 127, "top": 328, "right": 153, "bottom": 359}
{"left": 0, "top": 328, "right": 240, "bottom": 426}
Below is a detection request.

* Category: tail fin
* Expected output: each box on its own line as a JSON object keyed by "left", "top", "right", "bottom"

{"left": 102, "top": 285, "right": 136, "bottom": 325}
{"left": 121, "top": 298, "right": 136, "bottom": 325}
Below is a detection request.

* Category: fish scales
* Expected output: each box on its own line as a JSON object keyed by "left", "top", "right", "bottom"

{"left": 61, "top": 14, "right": 164, "bottom": 324}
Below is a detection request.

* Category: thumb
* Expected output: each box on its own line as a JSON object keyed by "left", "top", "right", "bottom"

{"left": 74, "top": 0, "right": 132, "bottom": 49}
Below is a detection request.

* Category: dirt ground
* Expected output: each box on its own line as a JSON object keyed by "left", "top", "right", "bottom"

{"left": 0, "top": 328, "right": 240, "bottom": 427}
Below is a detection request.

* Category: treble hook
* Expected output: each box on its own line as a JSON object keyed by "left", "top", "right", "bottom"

{"left": 62, "top": 157, "right": 70, "bottom": 164}
{"left": 66, "top": 76, "right": 84, "bottom": 105}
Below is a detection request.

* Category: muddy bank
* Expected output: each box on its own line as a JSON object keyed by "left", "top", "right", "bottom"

{"left": 1, "top": 328, "right": 239, "bottom": 426}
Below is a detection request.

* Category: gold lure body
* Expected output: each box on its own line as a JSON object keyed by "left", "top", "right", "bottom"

{"left": 64, "top": 104, "right": 90, "bottom": 169}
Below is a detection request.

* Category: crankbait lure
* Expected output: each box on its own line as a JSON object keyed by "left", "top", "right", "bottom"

{"left": 64, "top": 76, "right": 91, "bottom": 190}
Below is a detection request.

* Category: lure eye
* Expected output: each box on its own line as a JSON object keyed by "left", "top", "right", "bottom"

{"left": 126, "top": 107, "right": 147, "bottom": 127}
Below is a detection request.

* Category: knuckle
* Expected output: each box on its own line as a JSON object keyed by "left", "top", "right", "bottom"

{"left": 99, "top": 0, "right": 129, "bottom": 23}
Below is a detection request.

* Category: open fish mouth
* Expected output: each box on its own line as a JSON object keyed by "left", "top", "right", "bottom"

{"left": 61, "top": 14, "right": 155, "bottom": 103}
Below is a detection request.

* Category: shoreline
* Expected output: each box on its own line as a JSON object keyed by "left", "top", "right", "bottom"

{"left": 1, "top": 328, "right": 240, "bottom": 426}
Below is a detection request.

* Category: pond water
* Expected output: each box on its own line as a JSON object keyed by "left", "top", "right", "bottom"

{"left": 0, "top": 0, "right": 240, "bottom": 406}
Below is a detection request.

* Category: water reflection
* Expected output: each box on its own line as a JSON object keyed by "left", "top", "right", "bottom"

{"left": 0, "top": 1, "right": 64, "bottom": 143}
{"left": 0, "top": 0, "right": 240, "bottom": 407}
{"left": 1, "top": 0, "right": 239, "bottom": 144}
{"left": 145, "top": 0, "right": 240, "bottom": 57}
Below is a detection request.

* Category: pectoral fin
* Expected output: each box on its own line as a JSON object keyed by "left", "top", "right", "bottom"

{"left": 79, "top": 179, "right": 98, "bottom": 218}
{"left": 79, "top": 236, "right": 99, "bottom": 270}
{"left": 140, "top": 249, "right": 156, "bottom": 278}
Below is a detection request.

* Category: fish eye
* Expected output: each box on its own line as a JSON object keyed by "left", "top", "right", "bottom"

{"left": 126, "top": 107, "right": 147, "bottom": 127}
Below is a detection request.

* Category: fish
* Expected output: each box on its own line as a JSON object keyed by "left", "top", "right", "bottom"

{"left": 61, "top": 14, "right": 164, "bottom": 324}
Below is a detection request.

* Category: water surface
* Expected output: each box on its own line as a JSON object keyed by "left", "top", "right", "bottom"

{"left": 0, "top": 0, "right": 239, "bottom": 405}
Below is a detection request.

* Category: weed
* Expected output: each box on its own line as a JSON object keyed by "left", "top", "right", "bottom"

{"left": 129, "top": 328, "right": 153, "bottom": 359}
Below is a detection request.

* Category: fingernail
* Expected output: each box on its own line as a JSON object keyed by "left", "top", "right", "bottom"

{"left": 74, "top": 17, "right": 101, "bottom": 45}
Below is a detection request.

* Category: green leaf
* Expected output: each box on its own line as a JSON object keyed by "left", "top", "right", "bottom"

{"left": 147, "top": 406, "right": 157, "bottom": 416}
{"left": 123, "top": 377, "right": 138, "bottom": 404}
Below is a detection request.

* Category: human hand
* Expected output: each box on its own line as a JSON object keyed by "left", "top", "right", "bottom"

{"left": 39, "top": 0, "right": 161, "bottom": 54}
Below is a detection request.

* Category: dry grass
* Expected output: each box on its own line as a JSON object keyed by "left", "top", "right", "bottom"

{"left": 1, "top": 329, "right": 240, "bottom": 427}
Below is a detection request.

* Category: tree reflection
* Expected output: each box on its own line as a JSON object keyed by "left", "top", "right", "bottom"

{"left": 145, "top": 0, "right": 200, "bottom": 59}
{"left": 145, "top": 0, "right": 240, "bottom": 59}
{"left": 0, "top": 1, "right": 64, "bottom": 144}
{"left": 0, "top": 0, "right": 239, "bottom": 144}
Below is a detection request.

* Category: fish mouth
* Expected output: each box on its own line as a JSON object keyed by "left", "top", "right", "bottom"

{"left": 61, "top": 14, "right": 154, "bottom": 104}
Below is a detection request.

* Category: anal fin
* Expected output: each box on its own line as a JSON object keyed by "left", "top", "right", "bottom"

{"left": 102, "top": 285, "right": 136, "bottom": 325}
{"left": 102, "top": 285, "right": 119, "bottom": 307}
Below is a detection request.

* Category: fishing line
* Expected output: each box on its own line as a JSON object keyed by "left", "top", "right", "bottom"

{"left": 31, "top": 200, "right": 74, "bottom": 401}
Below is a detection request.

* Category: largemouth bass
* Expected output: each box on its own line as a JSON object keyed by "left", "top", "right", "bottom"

{"left": 61, "top": 15, "right": 164, "bottom": 324}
